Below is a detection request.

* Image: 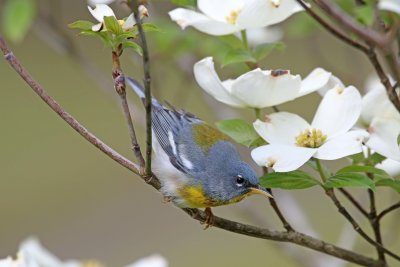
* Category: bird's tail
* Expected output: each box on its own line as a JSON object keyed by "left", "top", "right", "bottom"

{"left": 126, "top": 77, "right": 161, "bottom": 108}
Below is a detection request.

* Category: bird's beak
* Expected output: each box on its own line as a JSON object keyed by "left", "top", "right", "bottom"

{"left": 250, "top": 185, "right": 273, "bottom": 199}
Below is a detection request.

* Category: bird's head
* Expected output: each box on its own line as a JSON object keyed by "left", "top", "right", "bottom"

{"left": 204, "top": 142, "right": 273, "bottom": 204}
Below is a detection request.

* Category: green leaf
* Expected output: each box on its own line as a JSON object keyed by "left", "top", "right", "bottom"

{"left": 375, "top": 179, "right": 400, "bottom": 193}
{"left": 354, "top": 4, "right": 374, "bottom": 25}
{"left": 259, "top": 171, "right": 321, "bottom": 189}
{"left": 222, "top": 49, "right": 256, "bottom": 67}
{"left": 68, "top": 20, "right": 94, "bottom": 31}
{"left": 252, "top": 42, "right": 285, "bottom": 61}
{"left": 122, "top": 41, "right": 143, "bottom": 55}
{"left": 216, "top": 119, "right": 260, "bottom": 147}
{"left": 2, "top": 0, "right": 36, "bottom": 42}
{"left": 142, "top": 23, "right": 161, "bottom": 33}
{"left": 103, "top": 16, "right": 123, "bottom": 35}
{"left": 336, "top": 165, "right": 391, "bottom": 180}
{"left": 325, "top": 173, "right": 375, "bottom": 190}
{"left": 171, "top": 0, "right": 197, "bottom": 7}
{"left": 218, "top": 35, "right": 244, "bottom": 49}
{"left": 248, "top": 137, "right": 267, "bottom": 148}
{"left": 369, "top": 153, "right": 386, "bottom": 165}
{"left": 132, "top": 23, "right": 161, "bottom": 36}
{"left": 80, "top": 30, "right": 113, "bottom": 48}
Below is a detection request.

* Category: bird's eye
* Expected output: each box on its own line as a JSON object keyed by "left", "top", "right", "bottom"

{"left": 236, "top": 175, "right": 245, "bottom": 187}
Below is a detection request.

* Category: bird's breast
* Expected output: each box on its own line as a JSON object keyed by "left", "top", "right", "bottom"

{"left": 177, "top": 185, "right": 222, "bottom": 208}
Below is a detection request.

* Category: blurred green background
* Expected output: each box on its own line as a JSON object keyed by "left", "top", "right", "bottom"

{"left": 1, "top": 0, "right": 399, "bottom": 266}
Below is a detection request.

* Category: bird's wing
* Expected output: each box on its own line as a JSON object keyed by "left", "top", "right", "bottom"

{"left": 152, "top": 104, "right": 202, "bottom": 174}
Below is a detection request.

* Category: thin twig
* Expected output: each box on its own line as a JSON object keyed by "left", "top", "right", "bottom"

{"left": 326, "top": 189, "right": 400, "bottom": 261}
{"left": 112, "top": 51, "right": 146, "bottom": 169}
{"left": 130, "top": 1, "right": 152, "bottom": 177}
{"left": 269, "top": 194, "right": 294, "bottom": 232}
{"left": 368, "top": 188, "right": 385, "bottom": 262}
{"left": 262, "top": 168, "right": 294, "bottom": 232}
{"left": 339, "top": 189, "right": 369, "bottom": 218}
{"left": 0, "top": 33, "right": 387, "bottom": 267}
{"left": 295, "top": 0, "right": 369, "bottom": 53}
{"left": 366, "top": 47, "right": 400, "bottom": 111}
{"left": 377, "top": 201, "right": 400, "bottom": 221}
{"left": 0, "top": 35, "right": 160, "bottom": 190}
{"left": 315, "top": 0, "right": 392, "bottom": 48}
{"left": 296, "top": 0, "right": 400, "bottom": 112}
{"left": 183, "top": 208, "right": 384, "bottom": 267}
{"left": 314, "top": 0, "right": 400, "bottom": 111}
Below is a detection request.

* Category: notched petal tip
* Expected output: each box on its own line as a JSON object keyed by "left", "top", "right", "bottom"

{"left": 87, "top": 4, "right": 116, "bottom": 23}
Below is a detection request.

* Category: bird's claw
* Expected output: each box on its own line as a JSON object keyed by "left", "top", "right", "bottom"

{"left": 202, "top": 207, "right": 214, "bottom": 230}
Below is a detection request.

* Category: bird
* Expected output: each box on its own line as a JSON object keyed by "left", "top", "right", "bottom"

{"left": 126, "top": 77, "right": 272, "bottom": 227}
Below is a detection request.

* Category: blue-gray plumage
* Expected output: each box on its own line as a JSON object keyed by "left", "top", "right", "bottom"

{"left": 127, "top": 77, "right": 272, "bottom": 225}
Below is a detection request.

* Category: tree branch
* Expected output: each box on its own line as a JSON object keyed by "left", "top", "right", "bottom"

{"left": 183, "top": 208, "right": 384, "bottom": 267}
{"left": 314, "top": 0, "right": 392, "bottom": 48}
{"left": 296, "top": 0, "right": 400, "bottom": 112}
{"left": 130, "top": 1, "right": 153, "bottom": 177}
{"left": 295, "top": 0, "right": 369, "bottom": 53}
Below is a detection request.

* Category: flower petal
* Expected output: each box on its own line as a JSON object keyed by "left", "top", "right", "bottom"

{"left": 241, "top": 26, "right": 283, "bottom": 46}
{"left": 366, "top": 117, "right": 400, "bottom": 161}
{"left": 198, "top": 0, "right": 244, "bottom": 21}
{"left": 123, "top": 13, "right": 136, "bottom": 30}
{"left": 253, "top": 112, "right": 310, "bottom": 144}
{"left": 230, "top": 69, "right": 302, "bottom": 108}
{"left": 237, "top": 0, "right": 304, "bottom": 29}
{"left": 317, "top": 73, "right": 344, "bottom": 96}
{"left": 251, "top": 144, "right": 316, "bottom": 172}
{"left": 298, "top": 67, "right": 332, "bottom": 96}
{"left": 311, "top": 85, "right": 362, "bottom": 137}
{"left": 314, "top": 130, "right": 368, "bottom": 160}
{"left": 378, "top": 0, "right": 400, "bottom": 14}
{"left": 360, "top": 86, "right": 390, "bottom": 125}
{"left": 87, "top": 4, "right": 115, "bottom": 23}
{"left": 91, "top": 22, "right": 103, "bottom": 32}
{"left": 19, "top": 238, "right": 80, "bottom": 266}
{"left": 194, "top": 57, "right": 245, "bottom": 107}
{"left": 376, "top": 159, "right": 400, "bottom": 177}
{"left": 88, "top": 0, "right": 115, "bottom": 6}
{"left": 127, "top": 254, "right": 168, "bottom": 267}
{"left": 168, "top": 8, "right": 240, "bottom": 35}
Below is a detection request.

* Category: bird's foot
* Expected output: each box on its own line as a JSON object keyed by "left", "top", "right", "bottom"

{"left": 202, "top": 207, "right": 214, "bottom": 230}
{"left": 163, "top": 196, "right": 174, "bottom": 203}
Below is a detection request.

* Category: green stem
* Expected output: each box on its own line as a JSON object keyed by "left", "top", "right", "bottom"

{"left": 241, "top": 30, "right": 248, "bottom": 50}
{"left": 315, "top": 159, "right": 327, "bottom": 182}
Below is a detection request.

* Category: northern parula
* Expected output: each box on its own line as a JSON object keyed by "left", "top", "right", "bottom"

{"left": 127, "top": 77, "right": 272, "bottom": 226}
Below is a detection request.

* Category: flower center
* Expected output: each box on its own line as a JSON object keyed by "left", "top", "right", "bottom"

{"left": 295, "top": 128, "right": 327, "bottom": 148}
{"left": 225, "top": 9, "right": 240, "bottom": 24}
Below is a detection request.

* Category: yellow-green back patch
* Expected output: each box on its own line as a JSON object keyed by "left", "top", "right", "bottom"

{"left": 192, "top": 123, "right": 231, "bottom": 152}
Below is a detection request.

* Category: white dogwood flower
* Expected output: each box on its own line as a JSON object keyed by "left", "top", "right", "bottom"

{"left": 360, "top": 81, "right": 400, "bottom": 161}
{"left": 194, "top": 57, "right": 332, "bottom": 108}
{"left": 0, "top": 238, "right": 168, "bottom": 267}
{"left": 378, "top": 0, "right": 400, "bottom": 14}
{"left": 169, "top": 0, "right": 305, "bottom": 35}
{"left": 88, "top": 4, "right": 148, "bottom": 32}
{"left": 251, "top": 86, "right": 368, "bottom": 172}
